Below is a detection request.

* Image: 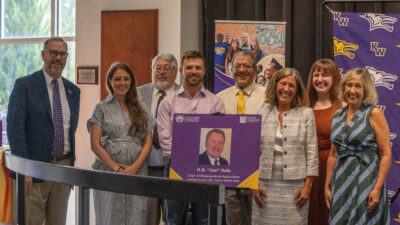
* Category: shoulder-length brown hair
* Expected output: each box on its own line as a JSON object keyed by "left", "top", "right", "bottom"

{"left": 106, "top": 63, "right": 148, "bottom": 134}
{"left": 265, "top": 68, "right": 309, "bottom": 108}
{"left": 306, "top": 59, "right": 341, "bottom": 110}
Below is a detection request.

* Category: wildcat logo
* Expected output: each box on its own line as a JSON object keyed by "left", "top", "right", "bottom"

{"left": 370, "top": 42, "right": 386, "bottom": 57}
{"left": 333, "top": 12, "right": 349, "bottom": 26}
{"left": 339, "top": 68, "right": 344, "bottom": 79}
{"left": 333, "top": 37, "right": 358, "bottom": 59}
{"left": 360, "top": 13, "right": 397, "bottom": 32}
{"left": 376, "top": 105, "right": 386, "bottom": 113}
{"left": 390, "top": 132, "right": 396, "bottom": 148}
{"left": 365, "top": 66, "right": 397, "bottom": 90}
{"left": 395, "top": 213, "right": 400, "bottom": 222}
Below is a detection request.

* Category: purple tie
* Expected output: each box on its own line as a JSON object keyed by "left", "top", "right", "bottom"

{"left": 52, "top": 80, "right": 64, "bottom": 157}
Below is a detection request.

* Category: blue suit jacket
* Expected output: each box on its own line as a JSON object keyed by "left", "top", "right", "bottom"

{"left": 198, "top": 151, "right": 229, "bottom": 166}
{"left": 7, "top": 70, "right": 80, "bottom": 181}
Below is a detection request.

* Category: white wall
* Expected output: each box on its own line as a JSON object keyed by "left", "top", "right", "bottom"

{"left": 75, "top": 0, "right": 182, "bottom": 169}
{"left": 75, "top": 1, "right": 182, "bottom": 224}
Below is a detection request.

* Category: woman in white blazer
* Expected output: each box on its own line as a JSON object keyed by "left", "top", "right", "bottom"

{"left": 252, "top": 68, "right": 318, "bottom": 225}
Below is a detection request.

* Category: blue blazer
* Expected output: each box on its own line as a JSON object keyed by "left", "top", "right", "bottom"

{"left": 7, "top": 70, "right": 80, "bottom": 180}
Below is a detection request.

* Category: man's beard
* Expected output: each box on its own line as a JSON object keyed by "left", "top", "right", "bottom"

{"left": 154, "top": 80, "right": 169, "bottom": 90}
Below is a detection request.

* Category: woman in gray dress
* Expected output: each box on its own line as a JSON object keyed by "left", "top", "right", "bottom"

{"left": 88, "top": 63, "right": 155, "bottom": 225}
{"left": 253, "top": 68, "right": 318, "bottom": 225}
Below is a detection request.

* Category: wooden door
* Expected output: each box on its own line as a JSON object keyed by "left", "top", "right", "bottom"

{"left": 101, "top": 10, "right": 158, "bottom": 100}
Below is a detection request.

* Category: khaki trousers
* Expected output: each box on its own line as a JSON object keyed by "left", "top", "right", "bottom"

{"left": 147, "top": 166, "right": 167, "bottom": 225}
{"left": 12, "top": 157, "right": 71, "bottom": 225}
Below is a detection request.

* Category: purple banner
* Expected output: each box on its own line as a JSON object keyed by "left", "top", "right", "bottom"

{"left": 333, "top": 12, "right": 400, "bottom": 223}
{"left": 170, "top": 114, "right": 261, "bottom": 189}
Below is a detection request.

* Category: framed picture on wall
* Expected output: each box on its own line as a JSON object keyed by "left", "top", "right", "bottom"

{"left": 76, "top": 66, "right": 98, "bottom": 85}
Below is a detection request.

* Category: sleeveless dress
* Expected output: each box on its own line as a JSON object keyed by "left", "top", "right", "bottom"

{"left": 88, "top": 94, "right": 155, "bottom": 225}
{"left": 329, "top": 103, "right": 389, "bottom": 225}
{"left": 308, "top": 106, "right": 333, "bottom": 225}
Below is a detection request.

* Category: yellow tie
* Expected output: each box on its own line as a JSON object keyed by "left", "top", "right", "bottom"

{"left": 237, "top": 91, "right": 245, "bottom": 114}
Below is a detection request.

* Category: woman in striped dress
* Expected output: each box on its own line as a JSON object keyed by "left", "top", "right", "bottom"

{"left": 253, "top": 68, "right": 318, "bottom": 225}
{"left": 325, "top": 68, "right": 391, "bottom": 225}
{"left": 88, "top": 63, "right": 155, "bottom": 225}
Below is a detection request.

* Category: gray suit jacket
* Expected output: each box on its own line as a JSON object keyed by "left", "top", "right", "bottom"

{"left": 138, "top": 83, "right": 179, "bottom": 166}
{"left": 258, "top": 104, "right": 318, "bottom": 180}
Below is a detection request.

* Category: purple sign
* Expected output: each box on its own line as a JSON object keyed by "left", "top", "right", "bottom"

{"left": 169, "top": 114, "right": 261, "bottom": 189}
{"left": 333, "top": 12, "right": 400, "bottom": 223}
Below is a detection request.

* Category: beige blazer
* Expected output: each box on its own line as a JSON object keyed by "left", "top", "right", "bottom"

{"left": 258, "top": 104, "right": 318, "bottom": 180}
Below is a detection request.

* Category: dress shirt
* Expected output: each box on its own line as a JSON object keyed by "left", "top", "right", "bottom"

{"left": 207, "top": 153, "right": 220, "bottom": 165}
{"left": 157, "top": 86, "right": 225, "bottom": 157}
{"left": 43, "top": 70, "right": 71, "bottom": 155}
{"left": 148, "top": 85, "right": 175, "bottom": 166}
{"left": 217, "top": 82, "right": 266, "bottom": 114}
{"left": 151, "top": 86, "right": 175, "bottom": 117}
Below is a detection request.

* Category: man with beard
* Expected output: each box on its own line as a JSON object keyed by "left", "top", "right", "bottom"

{"left": 7, "top": 37, "right": 80, "bottom": 225}
{"left": 157, "top": 50, "right": 224, "bottom": 225}
{"left": 137, "top": 53, "right": 179, "bottom": 225}
{"left": 217, "top": 51, "right": 266, "bottom": 225}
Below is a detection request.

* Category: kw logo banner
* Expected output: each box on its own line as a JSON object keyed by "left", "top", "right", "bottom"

{"left": 214, "top": 21, "right": 286, "bottom": 94}
{"left": 333, "top": 11, "right": 400, "bottom": 224}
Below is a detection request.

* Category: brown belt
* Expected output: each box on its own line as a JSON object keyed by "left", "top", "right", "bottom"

{"left": 52, "top": 152, "right": 71, "bottom": 161}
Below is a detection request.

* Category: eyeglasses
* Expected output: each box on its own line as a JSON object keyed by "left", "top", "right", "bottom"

{"left": 233, "top": 64, "right": 253, "bottom": 70}
{"left": 154, "top": 66, "right": 174, "bottom": 72}
{"left": 45, "top": 50, "right": 69, "bottom": 58}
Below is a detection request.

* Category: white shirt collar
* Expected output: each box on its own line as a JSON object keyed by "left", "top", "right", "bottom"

{"left": 236, "top": 82, "right": 256, "bottom": 96}
{"left": 43, "top": 69, "right": 62, "bottom": 86}
{"left": 153, "top": 84, "right": 175, "bottom": 96}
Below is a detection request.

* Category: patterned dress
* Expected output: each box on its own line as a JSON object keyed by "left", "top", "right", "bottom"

{"left": 88, "top": 94, "right": 155, "bottom": 225}
{"left": 329, "top": 103, "right": 389, "bottom": 225}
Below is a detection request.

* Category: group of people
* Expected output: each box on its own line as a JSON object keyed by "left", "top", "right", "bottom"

{"left": 215, "top": 32, "right": 267, "bottom": 77}
{"left": 7, "top": 36, "right": 392, "bottom": 225}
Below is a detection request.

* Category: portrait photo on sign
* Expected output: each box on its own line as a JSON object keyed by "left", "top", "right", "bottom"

{"left": 198, "top": 128, "right": 232, "bottom": 166}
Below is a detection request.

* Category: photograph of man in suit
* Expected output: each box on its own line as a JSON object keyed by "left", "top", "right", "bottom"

{"left": 7, "top": 37, "right": 80, "bottom": 225}
{"left": 138, "top": 52, "right": 179, "bottom": 225}
{"left": 199, "top": 128, "right": 229, "bottom": 166}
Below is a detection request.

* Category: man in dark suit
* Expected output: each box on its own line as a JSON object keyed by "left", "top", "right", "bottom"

{"left": 138, "top": 52, "right": 179, "bottom": 225}
{"left": 199, "top": 128, "right": 229, "bottom": 166}
{"left": 7, "top": 37, "right": 80, "bottom": 225}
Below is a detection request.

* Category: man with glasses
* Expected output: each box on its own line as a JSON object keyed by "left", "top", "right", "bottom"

{"left": 138, "top": 52, "right": 179, "bottom": 225}
{"left": 217, "top": 51, "right": 266, "bottom": 225}
{"left": 7, "top": 37, "right": 80, "bottom": 225}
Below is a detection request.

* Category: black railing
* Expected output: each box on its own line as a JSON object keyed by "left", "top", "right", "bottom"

{"left": 4, "top": 151, "right": 225, "bottom": 225}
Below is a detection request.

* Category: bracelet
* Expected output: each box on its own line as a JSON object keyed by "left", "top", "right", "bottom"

{"left": 325, "top": 184, "right": 331, "bottom": 188}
